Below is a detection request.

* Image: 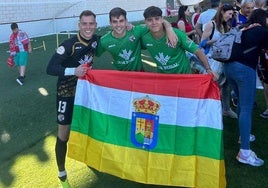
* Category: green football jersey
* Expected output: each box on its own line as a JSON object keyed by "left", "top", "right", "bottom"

{"left": 96, "top": 25, "right": 148, "bottom": 71}
{"left": 141, "top": 28, "right": 198, "bottom": 74}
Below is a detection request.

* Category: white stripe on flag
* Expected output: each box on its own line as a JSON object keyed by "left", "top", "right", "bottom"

{"left": 75, "top": 80, "right": 223, "bottom": 130}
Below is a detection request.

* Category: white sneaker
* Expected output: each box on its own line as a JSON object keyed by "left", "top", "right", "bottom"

{"left": 223, "top": 109, "right": 238, "bottom": 118}
{"left": 236, "top": 150, "right": 264, "bottom": 167}
{"left": 238, "top": 134, "right": 255, "bottom": 144}
{"left": 260, "top": 110, "right": 268, "bottom": 119}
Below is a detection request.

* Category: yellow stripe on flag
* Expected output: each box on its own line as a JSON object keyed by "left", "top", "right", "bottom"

{"left": 68, "top": 131, "right": 226, "bottom": 188}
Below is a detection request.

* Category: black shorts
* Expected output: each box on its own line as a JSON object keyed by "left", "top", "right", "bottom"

{"left": 56, "top": 96, "right": 75, "bottom": 125}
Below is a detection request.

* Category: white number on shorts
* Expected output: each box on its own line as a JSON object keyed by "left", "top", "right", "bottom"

{"left": 58, "top": 101, "right": 67, "bottom": 113}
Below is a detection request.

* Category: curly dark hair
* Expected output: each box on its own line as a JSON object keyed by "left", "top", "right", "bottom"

{"left": 244, "top": 9, "right": 268, "bottom": 28}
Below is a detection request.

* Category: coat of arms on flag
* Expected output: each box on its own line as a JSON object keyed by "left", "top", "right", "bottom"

{"left": 131, "top": 95, "right": 160, "bottom": 149}
{"left": 68, "top": 70, "right": 226, "bottom": 188}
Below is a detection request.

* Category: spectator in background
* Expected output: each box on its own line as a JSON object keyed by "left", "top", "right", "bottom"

{"left": 257, "top": 49, "right": 268, "bottom": 118}
{"left": 176, "top": 6, "right": 196, "bottom": 39}
{"left": 195, "top": 0, "right": 221, "bottom": 40}
{"left": 223, "top": 9, "right": 268, "bottom": 167}
{"left": 231, "top": 0, "right": 255, "bottom": 107}
{"left": 200, "top": 4, "right": 238, "bottom": 119}
{"left": 233, "top": 0, "right": 242, "bottom": 11}
{"left": 255, "top": 0, "right": 268, "bottom": 118}
{"left": 166, "top": 3, "right": 172, "bottom": 17}
{"left": 9, "top": 23, "right": 32, "bottom": 85}
{"left": 232, "top": 0, "right": 255, "bottom": 27}
{"left": 191, "top": 4, "right": 202, "bottom": 27}
{"left": 191, "top": 4, "right": 202, "bottom": 43}
{"left": 254, "top": 0, "right": 267, "bottom": 9}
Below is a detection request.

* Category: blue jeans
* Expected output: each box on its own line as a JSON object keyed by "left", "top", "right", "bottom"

{"left": 223, "top": 62, "right": 256, "bottom": 150}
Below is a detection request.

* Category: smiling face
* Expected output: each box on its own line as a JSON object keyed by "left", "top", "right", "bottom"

{"left": 145, "top": 16, "right": 164, "bottom": 35}
{"left": 222, "top": 10, "right": 234, "bottom": 22}
{"left": 110, "top": 15, "right": 127, "bottom": 38}
{"left": 241, "top": 2, "right": 254, "bottom": 17}
{"left": 78, "top": 15, "right": 97, "bottom": 40}
{"left": 184, "top": 8, "right": 191, "bottom": 17}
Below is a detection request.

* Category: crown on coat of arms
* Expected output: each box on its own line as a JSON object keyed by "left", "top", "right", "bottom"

{"left": 133, "top": 95, "right": 160, "bottom": 115}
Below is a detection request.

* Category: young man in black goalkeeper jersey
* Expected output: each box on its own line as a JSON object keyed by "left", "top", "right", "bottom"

{"left": 46, "top": 10, "right": 99, "bottom": 188}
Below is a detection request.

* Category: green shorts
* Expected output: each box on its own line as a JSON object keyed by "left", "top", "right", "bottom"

{"left": 14, "top": 51, "right": 28, "bottom": 66}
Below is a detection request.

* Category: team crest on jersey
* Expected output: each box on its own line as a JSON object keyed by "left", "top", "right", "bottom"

{"left": 56, "top": 46, "right": 65, "bottom": 55}
{"left": 119, "top": 49, "right": 133, "bottom": 60}
{"left": 129, "top": 35, "right": 136, "bottom": 42}
{"left": 57, "top": 114, "right": 65, "bottom": 122}
{"left": 155, "top": 52, "right": 170, "bottom": 66}
{"left": 131, "top": 95, "right": 160, "bottom": 150}
{"left": 91, "top": 41, "right": 97, "bottom": 48}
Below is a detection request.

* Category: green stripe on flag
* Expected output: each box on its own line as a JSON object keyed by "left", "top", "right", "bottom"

{"left": 71, "top": 105, "right": 224, "bottom": 160}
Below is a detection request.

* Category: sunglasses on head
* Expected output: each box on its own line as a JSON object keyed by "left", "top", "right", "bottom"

{"left": 222, "top": 4, "right": 235, "bottom": 11}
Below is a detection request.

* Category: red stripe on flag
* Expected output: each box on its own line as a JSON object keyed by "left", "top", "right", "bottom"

{"left": 80, "top": 70, "right": 220, "bottom": 99}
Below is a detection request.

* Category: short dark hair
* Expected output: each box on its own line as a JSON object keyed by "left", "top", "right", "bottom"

{"left": 143, "top": 6, "right": 162, "bottom": 19}
{"left": 11, "top": 23, "right": 18, "bottom": 30}
{"left": 109, "top": 7, "right": 127, "bottom": 21}
{"left": 211, "top": 0, "right": 221, "bottom": 8}
{"left": 79, "top": 10, "right": 96, "bottom": 20}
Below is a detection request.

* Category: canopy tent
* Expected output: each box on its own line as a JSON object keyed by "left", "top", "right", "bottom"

{"left": 178, "top": 0, "right": 203, "bottom": 5}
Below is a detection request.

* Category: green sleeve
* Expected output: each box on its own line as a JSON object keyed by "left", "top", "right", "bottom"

{"left": 96, "top": 38, "right": 105, "bottom": 57}
{"left": 176, "top": 29, "right": 198, "bottom": 53}
{"left": 134, "top": 24, "right": 149, "bottom": 38}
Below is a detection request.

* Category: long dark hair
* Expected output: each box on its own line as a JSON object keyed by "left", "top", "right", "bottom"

{"left": 177, "top": 6, "right": 188, "bottom": 23}
{"left": 213, "top": 4, "right": 234, "bottom": 33}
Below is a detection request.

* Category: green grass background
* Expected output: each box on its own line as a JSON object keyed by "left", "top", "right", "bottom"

{"left": 1, "top": 21, "right": 268, "bottom": 188}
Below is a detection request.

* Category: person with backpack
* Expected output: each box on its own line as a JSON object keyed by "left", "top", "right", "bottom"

{"left": 223, "top": 9, "right": 268, "bottom": 167}
{"left": 200, "top": 4, "right": 238, "bottom": 119}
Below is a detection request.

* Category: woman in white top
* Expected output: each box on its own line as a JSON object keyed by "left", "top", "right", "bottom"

{"left": 201, "top": 4, "right": 238, "bottom": 119}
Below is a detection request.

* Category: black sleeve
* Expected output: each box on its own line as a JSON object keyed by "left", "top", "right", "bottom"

{"left": 46, "top": 53, "right": 67, "bottom": 77}
{"left": 46, "top": 41, "right": 71, "bottom": 77}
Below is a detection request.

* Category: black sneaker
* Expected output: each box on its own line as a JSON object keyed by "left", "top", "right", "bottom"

{"left": 16, "top": 76, "right": 24, "bottom": 85}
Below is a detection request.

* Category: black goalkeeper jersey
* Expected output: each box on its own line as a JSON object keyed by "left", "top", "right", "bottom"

{"left": 47, "top": 33, "right": 99, "bottom": 97}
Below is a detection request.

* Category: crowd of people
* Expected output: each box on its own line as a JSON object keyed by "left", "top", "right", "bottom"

{"left": 191, "top": 0, "right": 267, "bottom": 167}
{"left": 16, "top": 0, "right": 264, "bottom": 187}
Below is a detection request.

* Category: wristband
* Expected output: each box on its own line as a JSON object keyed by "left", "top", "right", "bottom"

{"left": 65, "top": 68, "right": 75, "bottom": 76}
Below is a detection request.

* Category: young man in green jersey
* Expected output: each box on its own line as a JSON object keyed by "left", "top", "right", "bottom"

{"left": 96, "top": 7, "right": 177, "bottom": 71}
{"left": 141, "top": 6, "right": 218, "bottom": 80}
